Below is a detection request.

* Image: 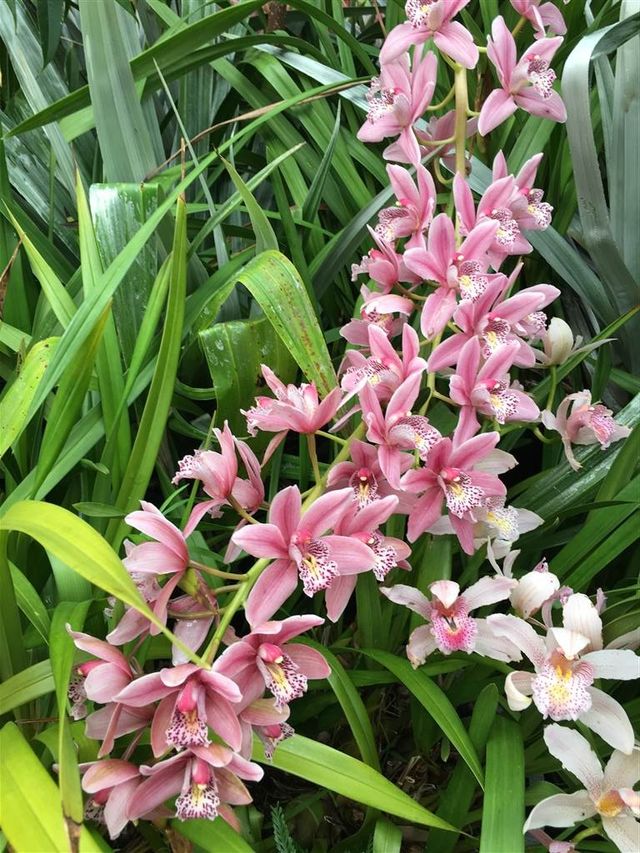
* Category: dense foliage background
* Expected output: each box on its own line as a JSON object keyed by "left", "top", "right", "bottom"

{"left": 0, "top": 1, "right": 638, "bottom": 851}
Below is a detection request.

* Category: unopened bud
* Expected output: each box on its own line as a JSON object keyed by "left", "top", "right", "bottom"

{"left": 543, "top": 318, "right": 574, "bottom": 365}
{"left": 510, "top": 562, "right": 560, "bottom": 618}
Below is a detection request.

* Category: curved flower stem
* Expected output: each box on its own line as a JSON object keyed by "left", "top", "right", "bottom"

{"left": 315, "top": 429, "right": 347, "bottom": 445}
{"left": 427, "top": 85, "right": 456, "bottom": 112}
{"left": 545, "top": 365, "right": 558, "bottom": 411}
{"left": 511, "top": 15, "right": 527, "bottom": 38}
{"left": 306, "top": 433, "right": 322, "bottom": 485}
{"left": 201, "top": 422, "right": 366, "bottom": 664}
{"left": 571, "top": 825, "right": 603, "bottom": 845}
{"left": 229, "top": 495, "right": 259, "bottom": 524}
{"left": 453, "top": 63, "right": 469, "bottom": 188}
{"left": 189, "top": 561, "right": 249, "bottom": 581}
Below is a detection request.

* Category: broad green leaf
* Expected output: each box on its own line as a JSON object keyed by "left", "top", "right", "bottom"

{"left": 105, "top": 196, "right": 186, "bottom": 548}
{"left": 0, "top": 337, "right": 57, "bottom": 461}
{"left": 0, "top": 722, "right": 102, "bottom": 852}
{"left": 0, "top": 500, "right": 204, "bottom": 665}
{"left": 252, "top": 734, "right": 456, "bottom": 831}
{"left": 171, "top": 818, "right": 254, "bottom": 853}
{"left": 361, "top": 650, "right": 484, "bottom": 787}
{"left": 9, "top": 562, "right": 51, "bottom": 643}
{"left": 373, "top": 819, "right": 402, "bottom": 853}
{"left": 479, "top": 717, "right": 525, "bottom": 853}
{"left": 200, "top": 317, "right": 295, "bottom": 435}
{"left": 302, "top": 639, "right": 379, "bottom": 770}
{"left": 37, "top": 0, "right": 64, "bottom": 66}
{"left": 0, "top": 659, "right": 54, "bottom": 715}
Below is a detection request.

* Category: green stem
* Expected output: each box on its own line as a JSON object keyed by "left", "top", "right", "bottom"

{"left": 228, "top": 495, "right": 260, "bottom": 524}
{"left": 427, "top": 85, "right": 456, "bottom": 111}
{"left": 545, "top": 365, "right": 558, "bottom": 411}
{"left": 315, "top": 429, "right": 346, "bottom": 445}
{"left": 189, "top": 561, "right": 249, "bottom": 581}
{"left": 306, "top": 433, "right": 322, "bottom": 485}
{"left": 571, "top": 824, "right": 603, "bottom": 844}
{"left": 511, "top": 16, "right": 527, "bottom": 38}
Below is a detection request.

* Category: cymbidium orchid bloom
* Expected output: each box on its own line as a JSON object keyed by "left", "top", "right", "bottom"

{"left": 237, "top": 697, "right": 293, "bottom": 760}
{"left": 487, "top": 615, "right": 640, "bottom": 752}
{"left": 114, "top": 663, "right": 243, "bottom": 755}
{"left": 233, "top": 486, "right": 376, "bottom": 626}
{"left": 67, "top": 628, "right": 134, "bottom": 721}
{"left": 453, "top": 173, "right": 532, "bottom": 270}
{"left": 360, "top": 372, "right": 442, "bottom": 489}
{"left": 510, "top": 559, "right": 561, "bottom": 618}
{"left": 340, "top": 323, "right": 426, "bottom": 405}
{"left": 327, "top": 438, "right": 413, "bottom": 511}
{"left": 381, "top": 577, "right": 519, "bottom": 666}
{"left": 242, "top": 365, "right": 341, "bottom": 440}
{"left": 375, "top": 163, "right": 436, "bottom": 248}
{"left": 401, "top": 431, "right": 515, "bottom": 551}
{"left": 81, "top": 760, "right": 143, "bottom": 839}
{"left": 130, "top": 744, "right": 263, "bottom": 825}
{"left": 404, "top": 214, "right": 499, "bottom": 338}
{"left": 542, "top": 390, "right": 631, "bottom": 471}
{"left": 479, "top": 16, "right": 566, "bottom": 136}
{"left": 525, "top": 725, "right": 640, "bottom": 852}
{"left": 491, "top": 150, "right": 554, "bottom": 234}
{"left": 511, "top": 0, "right": 567, "bottom": 39}
{"left": 351, "top": 226, "right": 423, "bottom": 293}
{"left": 216, "top": 616, "right": 330, "bottom": 709}
{"left": 380, "top": 1, "right": 478, "bottom": 69}
{"left": 357, "top": 47, "right": 438, "bottom": 165}
{"left": 341, "top": 289, "right": 413, "bottom": 346}
{"left": 561, "top": 592, "right": 640, "bottom": 653}
{"left": 428, "top": 275, "right": 560, "bottom": 371}
{"left": 449, "top": 337, "right": 540, "bottom": 441}
{"left": 327, "top": 494, "right": 411, "bottom": 621}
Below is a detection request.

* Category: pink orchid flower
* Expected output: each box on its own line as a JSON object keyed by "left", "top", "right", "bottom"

{"left": 427, "top": 275, "right": 560, "bottom": 371}
{"left": 340, "top": 323, "right": 426, "bottom": 405}
{"left": 352, "top": 226, "right": 423, "bottom": 293}
{"left": 67, "top": 628, "right": 134, "bottom": 721}
{"left": 511, "top": 0, "right": 567, "bottom": 40}
{"left": 404, "top": 214, "right": 499, "bottom": 338}
{"left": 541, "top": 390, "right": 631, "bottom": 471}
{"left": 216, "top": 615, "right": 331, "bottom": 709}
{"left": 492, "top": 150, "right": 554, "bottom": 233}
{"left": 525, "top": 725, "right": 639, "bottom": 850}
{"left": 130, "top": 744, "right": 263, "bottom": 824}
{"left": 380, "top": 1, "right": 478, "bottom": 70}
{"left": 326, "top": 494, "right": 411, "bottom": 621}
{"left": 509, "top": 558, "right": 561, "bottom": 619}
{"left": 381, "top": 576, "right": 519, "bottom": 666}
{"left": 357, "top": 48, "right": 438, "bottom": 165}
{"left": 341, "top": 289, "right": 414, "bottom": 347}
{"left": 327, "top": 438, "right": 413, "bottom": 510}
{"left": 487, "top": 615, "right": 640, "bottom": 753}
{"left": 449, "top": 338, "right": 540, "bottom": 441}
{"left": 114, "top": 663, "right": 242, "bottom": 756}
{"left": 242, "top": 365, "right": 341, "bottom": 440}
{"left": 401, "top": 431, "right": 515, "bottom": 551}
{"left": 237, "top": 697, "right": 294, "bottom": 760}
{"left": 233, "top": 486, "right": 376, "bottom": 626}
{"left": 453, "top": 173, "right": 533, "bottom": 270}
{"left": 85, "top": 703, "right": 153, "bottom": 759}
{"left": 375, "top": 163, "right": 436, "bottom": 249}
{"left": 479, "top": 16, "right": 566, "bottom": 136}
{"left": 360, "top": 372, "right": 442, "bottom": 489}
{"left": 81, "top": 759, "right": 144, "bottom": 839}
{"left": 173, "top": 423, "right": 264, "bottom": 529}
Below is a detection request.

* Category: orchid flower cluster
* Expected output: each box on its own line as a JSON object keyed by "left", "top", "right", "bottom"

{"left": 67, "top": 1, "right": 637, "bottom": 848}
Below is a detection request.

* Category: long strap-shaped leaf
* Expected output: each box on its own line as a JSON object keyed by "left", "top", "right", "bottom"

{"left": 252, "top": 733, "right": 456, "bottom": 831}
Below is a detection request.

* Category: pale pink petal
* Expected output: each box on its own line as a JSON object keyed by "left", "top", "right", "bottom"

{"left": 231, "top": 523, "right": 288, "bottom": 559}
{"left": 407, "top": 624, "right": 438, "bottom": 667}
{"left": 478, "top": 89, "right": 518, "bottom": 136}
{"left": 285, "top": 643, "right": 331, "bottom": 679}
{"left": 505, "top": 670, "right": 534, "bottom": 710}
{"left": 603, "top": 750, "right": 640, "bottom": 792}
{"left": 270, "top": 485, "right": 302, "bottom": 541}
{"left": 199, "top": 671, "right": 242, "bottom": 703}
{"left": 302, "top": 488, "right": 355, "bottom": 538}
{"left": 84, "top": 666, "right": 131, "bottom": 704}
{"left": 114, "top": 672, "right": 172, "bottom": 706}
{"left": 434, "top": 21, "right": 479, "bottom": 69}
{"left": 205, "top": 695, "right": 242, "bottom": 752}
{"left": 270, "top": 614, "right": 325, "bottom": 645}
{"left": 126, "top": 503, "right": 187, "bottom": 561}
{"left": 325, "top": 575, "right": 357, "bottom": 622}
{"left": 487, "top": 614, "right": 547, "bottom": 667}
{"left": 515, "top": 90, "right": 567, "bottom": 123}
{"left": 151, "top": 695, "right": 175, "bottom": 757}
{"left": 421, "top": 288, "right": 458, "bottom": 340}
{"left": 407, "top": 487, "right": 444, "bottom": 541}
{"left": 487, "top": 16, "right": 517, "bottom": 85}
{"left": 244, "top": 559, "right": 298, "bottom": 628}
{"left": 379, "top": 22, "right": 422, "bottom": 64}
{"left": 67, "top": 629, "right": 130, "bottom": 672}
{"left": 581, "top": 649, "right": 640, "bottom": 681}
{"left": 464, "top": 575, "right": 517, "bottom": 611}
{"left": 602, "top": 815, "right": 640, "bottom": 853}
{"left": 128, "top": 765, "right": 182, "bottom": 820}
{"left": 104, "top": 777, "right": 139, "bottom": 839}
{"left": 124, "top": 541, "right": 186, "bottom": 575}
{"left": 524, "top": 791, "right": 596, "bottom": 831}
{"left": 323, "top": 535, "right": 376, "bottom": 574}
{"left": 544, "top": 724, "right": 604, "bottom": 798}
{"left": 582, "top": 687, "right": 635, "bottom": 754}
{"left": 380, "top": 584, "right": 431, "bottom": 618}
{"left": 83, "top": 759, "right": 139, "bottom": 793}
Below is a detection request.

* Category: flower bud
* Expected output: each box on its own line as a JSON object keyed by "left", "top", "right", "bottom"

{"left": 510, "top": 560, "right": 560, "bottom": 618}
{"left": 543, "top": 318, "right": 574, "bottom": 365}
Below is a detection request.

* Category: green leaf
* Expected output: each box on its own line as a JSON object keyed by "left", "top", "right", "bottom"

{"left": 0, "top": 722, "right": 102, "bottom": 852}
{"left": 301, "top": 639, "right": 379, "bottom": 770}
{"left": 34, "top": 305, "right": 109, "bottom": 492}
{"left": 9, "top": 562, "right": 51, "bottom": 643}
{"left": 479, "top": 717, "right": 525, "bottom": 853}
{"left": 171, "top": 817, "right": 254, "bottom": 852}
{"left": 0, "top": 500, "right": 205, "bottom": 666}
{"left": 105, "top": 196, "right": 187, "bottom": 548}
{"left": 373, "top": 819, "right": 402, "bottom": 853}
{"left": 252, "top": 734, "right": 456, "bottom": 832}
{"left": 36, "top": 0, "right": 64, "bottom": 66}
{"left": 0, "top": 659, "right": 54, "bottom": 715}
{"left": 360, "top": 650, "right": 484, "bottom": 788}
{"left": 222, "top": 156, "right": 280, "bottom": 253}
{"left": 0, "top": 337, "right": 57, "bottom": 461}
